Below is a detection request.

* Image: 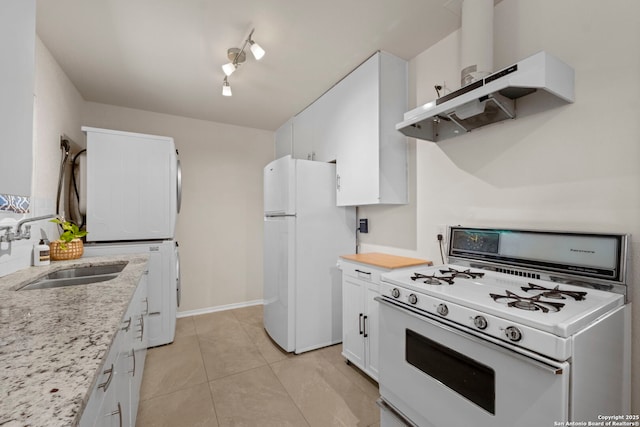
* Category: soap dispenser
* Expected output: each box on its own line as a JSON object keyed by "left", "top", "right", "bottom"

{"left": 34, "top": 239, "right": 50, "bottom": 266}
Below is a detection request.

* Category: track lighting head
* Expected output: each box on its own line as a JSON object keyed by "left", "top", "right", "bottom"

{"left": 222, "top": 48, "right": 246, "bottom": 76}
{"left": 222, "top": 77, "right": 232, "bottom": 96}
{"left": 249, "top": 40, "right": 265, "bottom": 60}
{"left": 222, "top": 62, "right": 236, "bottom": 76}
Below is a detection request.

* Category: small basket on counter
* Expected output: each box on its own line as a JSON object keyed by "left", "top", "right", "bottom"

{"left": 49, "top": 218, "right": 87, "bottom": 261}
{"left": 50, "top": 239, "right": 84, "bottom": 261}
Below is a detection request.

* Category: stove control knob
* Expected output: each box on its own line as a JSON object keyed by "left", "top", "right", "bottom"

{"left": 437, "top": 303, "right": 449, "bottom": 316}
{"left": 473, "top": 316, "right": 488, "bottom": 330}
{"left": 505, "top": 326, "right": 522, "bottom": 342}
{"left": 391, "top": 288, "right": 401, "bottom": 298}
{"left": 408, "top": 294, "right": 418, "bottom": 305}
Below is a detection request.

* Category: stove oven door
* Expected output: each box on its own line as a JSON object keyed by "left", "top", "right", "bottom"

{"left": 377, "top": 298, "right": 570, "bottom": 427}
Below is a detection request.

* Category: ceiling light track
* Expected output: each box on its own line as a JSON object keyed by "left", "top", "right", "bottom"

{"left": 221, "top": 28, "right": 265, "bottom": 97}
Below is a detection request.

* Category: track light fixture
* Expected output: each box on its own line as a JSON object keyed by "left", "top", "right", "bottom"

{"left": 220, "top": 28, "right": 265, "bottom": 97}
{"left": 222, "top": 76, "right": 232, "bottom": 96}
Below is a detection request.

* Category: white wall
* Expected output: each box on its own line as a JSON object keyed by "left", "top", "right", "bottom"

{"left": 81, "top": 103, "right": 274, "bottom": 314}
{"left": 362, "top": 0, "right": 640, "bottom": 413}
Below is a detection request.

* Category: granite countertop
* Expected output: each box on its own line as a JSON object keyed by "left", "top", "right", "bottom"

{"left": 340, "top": 252, "right": 432, "bottom": 269}
{"left": 0, "top": 254, "right": 149, "bottom": 427}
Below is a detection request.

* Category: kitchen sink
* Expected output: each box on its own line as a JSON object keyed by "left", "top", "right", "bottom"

{"left": 18, "top": 263, "right": 127, "bottom": 291}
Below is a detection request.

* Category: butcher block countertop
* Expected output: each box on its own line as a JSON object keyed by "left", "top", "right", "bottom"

{"left": 340, "top": 252, "right": 432, "bottom": 269}
{"left": 0, "top": 254, "right": 148, "bottom": 427}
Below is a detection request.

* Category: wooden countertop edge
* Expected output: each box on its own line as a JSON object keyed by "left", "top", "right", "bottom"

{"left": 340, "top": 252, "right": 432, "bottom": 269}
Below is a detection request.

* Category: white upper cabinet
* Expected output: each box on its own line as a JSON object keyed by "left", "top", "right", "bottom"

{"left": 291, "top": 88, "right": 341, "bottom": 163}
{"left": 335, "top": 52, "right": 408, "bottom": 206}
{"left": 274, "top": 117, "right": 293, "bottom": 159}
{"left": 292, "top": 100, "right": 317, "bottom": 160}
{"left": 0, "top": 0, "right": 35, "bottom": 199}
{"left": 283, "top": 52, "right": 408, "bottom": 205}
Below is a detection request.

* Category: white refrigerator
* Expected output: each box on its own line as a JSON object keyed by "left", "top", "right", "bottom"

{"left": 79, "top": 127, "right": 181, "bottom": 347}
{"left": 263, "top": 156, "right": 356, "bottom": 354}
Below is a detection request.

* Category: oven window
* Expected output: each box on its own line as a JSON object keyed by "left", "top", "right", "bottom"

{"left": 406, "top": 329, "right": 495, "bottom": 414}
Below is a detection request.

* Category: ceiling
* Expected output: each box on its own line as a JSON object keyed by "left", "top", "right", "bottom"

{"left": 36, "top": 0, "right": 464, "bottom": 131}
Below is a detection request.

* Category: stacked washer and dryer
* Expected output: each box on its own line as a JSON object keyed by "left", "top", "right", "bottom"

{"left": 79, "top": 127, "right": 181, "bottom": 347}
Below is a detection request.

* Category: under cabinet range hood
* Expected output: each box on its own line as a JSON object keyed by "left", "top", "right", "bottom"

{"left": 396, "top": 51, "right": 575, "bottom": 142}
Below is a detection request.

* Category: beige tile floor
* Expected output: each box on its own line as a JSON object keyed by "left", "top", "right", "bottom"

{"left": 136, "top": 305, "right": 381, "bottom": 426}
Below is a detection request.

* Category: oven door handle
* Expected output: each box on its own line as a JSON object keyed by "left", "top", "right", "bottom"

{"left": 375, "top": 296, "right": 567, "bottom": 376}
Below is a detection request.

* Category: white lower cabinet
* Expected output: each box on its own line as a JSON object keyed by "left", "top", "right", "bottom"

{"left": 341, "top": 262, "right": 381, "bottom": 381}
{"left": 340, "top": 256, "right": 430, "bottom": 381}
{"left": 80, "top": 271, "right": 148, "bottom": 427}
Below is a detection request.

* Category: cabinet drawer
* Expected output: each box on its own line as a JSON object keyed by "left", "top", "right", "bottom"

{"left": 340, "top": 262, "right": 382, "bottom": 283}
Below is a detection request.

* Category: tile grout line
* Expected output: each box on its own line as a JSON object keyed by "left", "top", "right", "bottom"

{"left": 266, "top": 360, "right": 313, "bottom": 427}
{"left": 192, "top": 325, "right": 222, "bottom": 427}
{"left": 139, "top": 337, "right": 210, "bottom": 402}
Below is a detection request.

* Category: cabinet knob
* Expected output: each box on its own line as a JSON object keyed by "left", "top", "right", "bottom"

{"left": 121, "top": 316, "right": 131, "bottom": 332}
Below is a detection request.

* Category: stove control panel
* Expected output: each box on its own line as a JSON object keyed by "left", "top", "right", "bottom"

{"left": 504, "top": 326, "right": 523, "bottom": 342}
{"left": 378, "top": 281, "right": 571, "bottom": 360}
{"left": 473, "top": 315, "right": 488, "bottom": 330}
{"left": 437, "top": 303, "right": 449, "bottom": 316}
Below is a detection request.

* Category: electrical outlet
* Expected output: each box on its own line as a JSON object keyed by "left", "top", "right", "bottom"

{"left": 436, "top": 224, "right": 447, "bottom": 239}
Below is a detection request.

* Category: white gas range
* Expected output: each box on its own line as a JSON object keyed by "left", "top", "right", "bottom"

{"left": 376, "top": 226, "right": 631, "bottom": 427}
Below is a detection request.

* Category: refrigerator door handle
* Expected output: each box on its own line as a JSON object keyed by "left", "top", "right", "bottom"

{"left": 176, "top": 159, "right": 182, "bottom": 214}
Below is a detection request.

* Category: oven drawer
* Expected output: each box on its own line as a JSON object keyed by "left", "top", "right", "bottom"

{"left": 377, "top": 398, "right": 420, "bottom": 427}
{"left": 377, "top": 297, "right": 570, "bottom": 427}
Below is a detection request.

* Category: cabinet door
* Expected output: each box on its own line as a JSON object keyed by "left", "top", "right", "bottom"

{"left": 342, "top": 277, "right": 365, "bottom": 368}
{"left": 313, "top": 82, "right": 342, "bottom": 163}
{"left": 275, "top": 118, "right": 293, "bottom": 159}
{"left": 336, "top": 54, "right": 380, "bottom": 206}
{"left": 292, "top": 103, "right": 316, "bottom": 160}
{"left": 364, "top": 283, "right": 380, "bottom": 380}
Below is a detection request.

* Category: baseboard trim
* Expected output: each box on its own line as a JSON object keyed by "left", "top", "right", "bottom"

{"left": 177, "top": 299, "right": 264, "bottom": 318}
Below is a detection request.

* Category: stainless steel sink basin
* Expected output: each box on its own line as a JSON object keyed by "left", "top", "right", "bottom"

{"left": 18, "top": 263, "right": 127, "bottom": 291}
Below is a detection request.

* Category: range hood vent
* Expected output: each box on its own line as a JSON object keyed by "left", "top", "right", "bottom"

{"left": 396, "top": 51, "right": 575, "bottom": 142}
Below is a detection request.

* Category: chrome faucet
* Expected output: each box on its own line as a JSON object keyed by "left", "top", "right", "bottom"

{"left": 0, "top": 214, "right": 57, "bottom": 242}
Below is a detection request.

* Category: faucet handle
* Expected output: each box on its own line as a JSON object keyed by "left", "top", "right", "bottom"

{"left": 22, "top": 224, "right": 32, "bottom": 239}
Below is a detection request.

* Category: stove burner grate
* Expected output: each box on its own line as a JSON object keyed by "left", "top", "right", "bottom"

{"left": 439, "top": 268, "right": 485, "bottom": 279}
{"left": 410, "top": 268, "right": 485, "bottom": 285}
{"left": 520, "top": 283, "right": 587, "bottom": 301}
{"left": 490, "top": 290, "right": 565, "bottom": 313}
{"left": 411, "top": 272, "right": 454, "bottom": 285}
